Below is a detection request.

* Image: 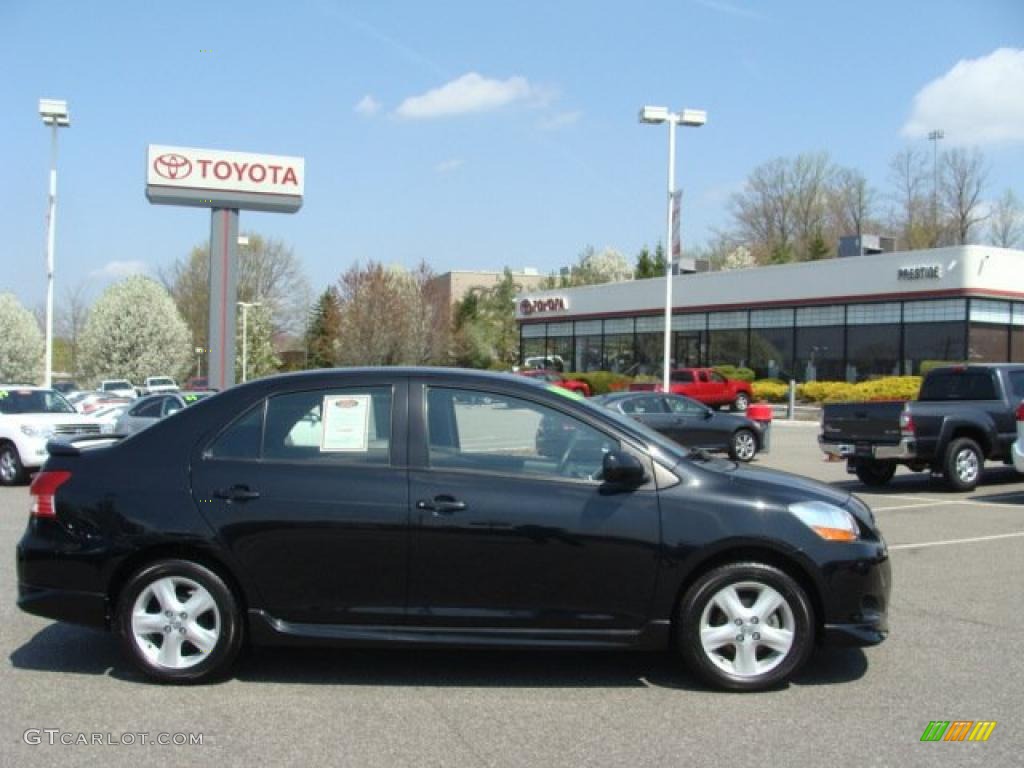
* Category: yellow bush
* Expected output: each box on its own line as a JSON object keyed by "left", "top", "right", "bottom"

{"left": 752, "top": 380, "right": 790, "bottom": 402}
{"left": 798, "top": 377, "right": 922, "bottom": 403}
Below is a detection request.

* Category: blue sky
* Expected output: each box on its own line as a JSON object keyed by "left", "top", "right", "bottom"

{"left": 2, "top": 0, "right": 1022, "bottom": 310}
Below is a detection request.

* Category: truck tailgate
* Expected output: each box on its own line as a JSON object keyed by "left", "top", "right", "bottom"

{"left": 821, "top": 402, "right": 905, "bottom": 444}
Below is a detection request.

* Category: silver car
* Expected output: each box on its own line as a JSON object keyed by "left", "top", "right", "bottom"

{"left": 114, "top": 391, "right": 214, "bottom": 434}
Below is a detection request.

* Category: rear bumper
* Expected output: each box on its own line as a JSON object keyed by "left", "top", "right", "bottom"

{"left": 819, "top": 437, "right": 917, "bottom": 461}
{"left": 1012, "top": 437, "right": 1024, "bottom": 473}
{"left": 17, "top": 583, "right": 109, "bottom": 629}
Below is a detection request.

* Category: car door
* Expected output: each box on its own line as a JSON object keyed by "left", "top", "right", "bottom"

{"left": 190, "top": 378, "right": 410, "bottom": 625}
{"left": 406, "top": 381, "right": 661, "bottom": 631}
{"left": 665, "top": 396, "right": 722, "bottom": 448}
{"left": 618, "top": 395, "right": 675, "bottom": 438}
{"left": 707, "top": 371, "right": 731, "bottom": 406}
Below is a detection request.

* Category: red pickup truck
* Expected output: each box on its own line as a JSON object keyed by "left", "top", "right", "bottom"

{"left": 630, "top": 368, "right": 753, "bottom": 411}
{"left": 517, "top": 369, "right": 592, "bottom": 397}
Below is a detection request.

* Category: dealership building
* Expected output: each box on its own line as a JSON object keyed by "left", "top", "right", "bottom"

{"left": 515, "top": 245, "right": 1024, "bottom": 381}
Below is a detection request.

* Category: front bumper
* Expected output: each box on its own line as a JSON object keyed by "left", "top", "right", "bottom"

{"left": 1012, "top": 436, "right": 1024, "bottom": 474}
{"left": 817, "top": 542, "right": 891, "bottom": 648}
{"left": 819, "top": 436, "right": 916, "bottom": 461}
{"left": 9, "top": 435, "right": 49, "bottom": 470}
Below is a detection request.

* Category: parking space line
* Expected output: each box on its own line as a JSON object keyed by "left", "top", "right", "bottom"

{"left": 872, "top": 501, "right": 951, "bottom": 512}
{"left": 889, "top": 531, "right": 1024, "bottom": 550}
{"left": 864, "top": 492, "right": 1022, "bottom": 510}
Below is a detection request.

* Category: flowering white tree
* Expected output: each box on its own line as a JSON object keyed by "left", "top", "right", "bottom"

{"left": 571, "top": 246, "right": 633, "bottom": 285}
{"left": 79, "top": 276, "right": 192, "bottom": 386}
{"left": 0, "top": 293, "right": 44, "bottom": 384}
{"left": 235, "top": 304, "right": 280, "bottom": 381}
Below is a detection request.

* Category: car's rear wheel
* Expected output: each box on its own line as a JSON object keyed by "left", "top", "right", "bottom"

{"left": 0, "top": 442, "right": 28, "bottom": 486}
{"left": 943, "top": 437, "right": 983, "bottom": 492}
{"left": 732, "top": 392, "right": 750, "bottom": 412}
{"left": 117, "top": 559, "right": 243, "bottom": 684}
{"left": 729, "top": 429, "right": 758, "bottom": 462}
{"left": 677, "top": 562, "right": 814, "bottom": 691}
{"left": 854, "top": 460, "right": 897, "bottom": 487}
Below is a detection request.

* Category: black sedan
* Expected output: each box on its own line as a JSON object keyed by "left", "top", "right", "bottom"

{"left": 594, "top": 391, "right": 763, "bottom": 462}
{"left": 18, "top": 368, "right": 889, "bottom": 691}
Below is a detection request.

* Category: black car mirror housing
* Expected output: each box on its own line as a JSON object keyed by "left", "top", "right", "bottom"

{"left": 602, "top": 450, "right": 646, "bottom": 486}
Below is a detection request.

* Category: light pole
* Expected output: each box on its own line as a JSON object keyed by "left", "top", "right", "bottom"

{"left": 39, "top": 99, "right": 70, "bottom": 388}
{"left": 237, "top": 301, "right": 261, "bottom": 383}
{"left": 928, "top": 129, "right": 944, "bottom": 241}
{"left": 639, "top": 105, "right": 706, "bottom": 392}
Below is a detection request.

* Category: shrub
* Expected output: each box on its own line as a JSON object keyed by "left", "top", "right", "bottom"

{"left": 564, "top": 371, "right": 633, "bottom": 395}
{"left": 712, "top": 365, "right": 756, "bottom": 382}
{"left": 752, "top": 379, "right": 790, "bottom": 402}
{"left": 798, "top": 376, "right": 922, "bottom": 403}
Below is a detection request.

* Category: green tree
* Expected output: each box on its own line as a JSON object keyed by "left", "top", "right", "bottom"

{"left": 450, "top": 268, "right": 524, "bottom": 369}
{"left": 305, "top": 287, "right": 343, "bottom": 368}
{"left": 0, "top": 293, "right": 44, "bottom": 384}
{"left": 634, "top": 243, "right": 667, "bottom": 278}
{"left": 79, "top": 276, "right": 192, "bottom": 385}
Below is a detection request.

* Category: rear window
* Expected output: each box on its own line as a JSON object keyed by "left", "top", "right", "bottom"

{"left": 670, "top": 371, "right": 694, "bottom": 383}
{"left": 103, "top": 381, "right": 132, "bottom": 390}
{"left": 919, "top": 371, "right": 998, "bottom": 401}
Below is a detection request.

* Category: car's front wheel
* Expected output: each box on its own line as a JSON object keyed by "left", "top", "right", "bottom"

{"left": 732, "top": 392, "right": 750, "bottom": 412}
{"left": 0, "top": 442, "right": 28, "bottom": 486}
{"left": 677, "top": 562, "right": 814, "bottom": 691}
{"left": 116, "top": 559, "right": 244, "bottom": 684}
{"left": 729, "top": 429, "right": 758, "bottom": 462}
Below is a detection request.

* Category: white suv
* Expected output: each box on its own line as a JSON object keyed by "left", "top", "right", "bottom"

{"left": 142, "top": 376, "right": 178, "bottom": 394}
{"left": 99, "top": 379, "right": 138, "bottom": 399}
{"left": 0, "top": 386, "right": 101, "bottom": 485}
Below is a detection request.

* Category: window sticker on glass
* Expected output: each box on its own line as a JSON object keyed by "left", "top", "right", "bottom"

{"left": 321, "top": 394, "right": 370, "bottom": 452}
{"left": 547, "top": 385, "right": 584, "bottom": 401}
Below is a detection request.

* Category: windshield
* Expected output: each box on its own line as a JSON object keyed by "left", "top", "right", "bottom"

{"left": 149, "top": 378, "right": 175, "bottom": 386}
{"left": 103, "top": 381, "right": 132, "bottom": 390}
{"left": 0, "top": 389, "right": 76, "bottom": 415}
{"left": 571, "top": 392, "right": 688, "bottom": 463}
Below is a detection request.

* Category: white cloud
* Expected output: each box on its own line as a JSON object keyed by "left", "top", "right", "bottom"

{"left": 396, "top": 72, "right": 539, "bottom": 119}
{"left": 903, "top": 48, "right": 1024, "bottom": 145}
{"left": 538, "top": 110, "right": 582, "bottom": 130}
{"left": 354, "top": 94, "right": 381, "bottom": 116}
{"left": 435, "top": 158, "right": 464, "bottom": 173}
{"left": 90, "top": 260, "right": 149, "bottom": 280}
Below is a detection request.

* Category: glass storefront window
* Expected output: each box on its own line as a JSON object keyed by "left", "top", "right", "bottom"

{"left": 846, "top": 324, "right": 900, "bottom": 380}
{"left": 635, "top": 334, "right": 664, "bottom": 375}
{"left": 546, "top": 336, "right": 573, "bottom": 371}
{"left": 903, "top": 322, "right": 966, "bottom": 374}
{"left": 969, "top": 323, "right": 1009, "bottom": 363}
{"left": 795, "top": 326, "right": 844, "bottom": 381}
{"left": 707, "top": 330, "right": 748, "bottom": 367}
{"left": 602, "top": 334, "right": 635, "bottom": 373}
{"left": 750, "top": 328, "right": 793, "bottom": 380}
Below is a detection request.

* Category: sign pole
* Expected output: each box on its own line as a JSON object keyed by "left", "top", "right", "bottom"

{"left": 207, "top": 208, "right": 239, "bottom": 391}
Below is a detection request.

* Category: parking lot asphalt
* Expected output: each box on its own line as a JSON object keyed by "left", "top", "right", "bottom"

{"left": 3, "top": 422, "right": 1023, "bottom": 768}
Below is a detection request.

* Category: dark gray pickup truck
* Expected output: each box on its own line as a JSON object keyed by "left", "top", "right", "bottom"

{"left": 819, "top": 364, "right": 1024, "bottom": 491}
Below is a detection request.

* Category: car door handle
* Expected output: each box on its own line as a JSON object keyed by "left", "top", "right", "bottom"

{"left": 416, "top": 496, "right": 467, "bottom": 514}
{"left": 213, "top": 485, "right": 260, "bottom": 502}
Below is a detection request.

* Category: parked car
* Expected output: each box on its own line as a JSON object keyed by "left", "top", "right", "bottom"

{"left": 1013, "top": 400, "right": 1024, "bottom": 473}
{"left": 68, "top": 391, "right": 132, "bottom": 415}
{"left": 88, "top": 404, "right": 130, "bottom": 435}
{"left": 52, "top": 380, "right": 80, "bottom": 395}
{"left": 595, "top": 392, "right": 762, "bottom": 462}
{"left": 0, "top": 386, "right": 101, "bottom": 485}
{"left": 183, "top": 377, "right": 209, "bottom": 391}
{"left": 630, "top": 368, "right": 754, "bottom": 412}
{"left": 819, "top": 364, "right": 1024, "bottom": 491}
{"left": 523, "top": 355, "right": 566, "bottom": 372}
{"left": 142, "top": 376, "right": 179, "bottom": 395}
{"left": 18, "top": 368, "right": 889, "bottom": 691}
{"left": 99, "top": 379, "right": 138, "bottom": 400}
{"left": 517, "top": 369, "right": 592, "bottom": 397}
{"left": 114, "top": 391, "right": 215, "bottom": 435}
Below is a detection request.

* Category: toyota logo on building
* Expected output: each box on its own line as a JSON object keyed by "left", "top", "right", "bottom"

{"left": 519, "top": 299, "right": 534, "bottom": 315}
{"left": 153, "top": 153, "right": 193, "bottom": 180}
{"left": 520, "top": 297, "right": 568, "bottom": 315}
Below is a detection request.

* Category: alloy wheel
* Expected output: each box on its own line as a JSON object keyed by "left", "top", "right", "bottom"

{"left": 699, "top": 581, "right": 795, "bottom": 678}
{"left": 732, "top": 431, "right": 757, "bottom": 462}
{"left": 955, "top": 448, "right": 979, "bottom": 485}
{"left": 131, "top": 576, "right": 221, "bottom": 670}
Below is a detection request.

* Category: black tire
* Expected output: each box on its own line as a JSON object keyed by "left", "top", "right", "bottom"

{"left": 0, "top": 442, "right": 28, "bottom": 486}
{"left": 854, "top": 460, "right": 897, "bottom": 487}
{"left": 732, "top": 392, "right": 750, "bottom": 412}
{"left": 943, "top": 437, "right": 983, "bottom": 492}
{"left": 676, "top": 562, "right": 814, "bottom": 692}
{"left": 728, "top": 429, "right": 758, "bottom": 462}
{"left": 116, "top": 559, "right": 243, "bottom": 684}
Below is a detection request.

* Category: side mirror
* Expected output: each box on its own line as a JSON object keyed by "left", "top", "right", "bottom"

{"left": 602, "top": 450, "right": 646, "bottom": 486}
{"left": 703, "top": 408, "right": 714, "bottom": 420}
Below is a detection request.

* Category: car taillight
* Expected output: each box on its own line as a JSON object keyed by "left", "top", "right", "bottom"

{"left": 29, "top": 471, "right": 71, "bottom": 518}
{"left": 899, "top": 409, "right": 915, "bottom": 437}
{"left": 1017, "top": 402, "right": 1024, "bottom": 422}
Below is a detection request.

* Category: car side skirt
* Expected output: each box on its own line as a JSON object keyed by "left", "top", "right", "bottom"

{"left": 248, "top": 610, "right": 671, "bottom": 651}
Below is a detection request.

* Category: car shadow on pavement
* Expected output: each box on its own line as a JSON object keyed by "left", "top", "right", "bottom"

{"left": 830, "top": 465, "right": 1024, "bottom": 497}
{"left": 8, "top": 622, "right": 868, "bottom": 691}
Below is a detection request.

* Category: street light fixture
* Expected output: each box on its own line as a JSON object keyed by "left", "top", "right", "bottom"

{"left": 928, "top": 129, "right": 944, "bottom": 239}
{"left": 237, "top": 301, "right": 261, "bottom": 383}
{"left": 638, "top": 104, "right": 706, "bottom": 393}
{"left": 39, "top": 98, "right": 71, "bottom": 388}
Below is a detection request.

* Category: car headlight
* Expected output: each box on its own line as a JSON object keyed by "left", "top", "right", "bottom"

{"left": 788, "top": 501, "right": 860, "bottom": 542}
{"left": 20, "top": 425, "right": 54, "bottom": 440}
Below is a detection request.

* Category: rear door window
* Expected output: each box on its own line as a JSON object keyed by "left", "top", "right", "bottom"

{"left": 131, "top": 397, "right": 165, "bottom": 418}
{"left": 1008, "top": 371, "right": 1024, "bottom": 399}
